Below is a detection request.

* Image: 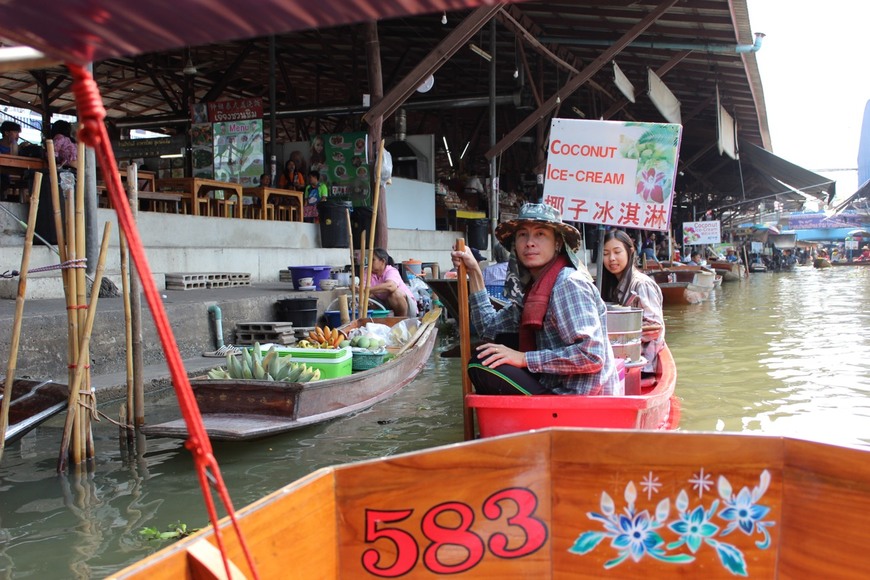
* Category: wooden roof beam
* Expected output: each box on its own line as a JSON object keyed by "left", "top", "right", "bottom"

{"left": 486, "top": 0, "right": 680, "bottom": 161}
{"left": 362, "top": 4, "right": 504, "bottom": 124}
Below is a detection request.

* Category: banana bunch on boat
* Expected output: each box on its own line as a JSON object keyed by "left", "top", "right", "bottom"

{"left": 296, "top": 325, "right": 347, "bottom": 349}
{"left": 207, "top": 342, "right": 320, "bottom": 382}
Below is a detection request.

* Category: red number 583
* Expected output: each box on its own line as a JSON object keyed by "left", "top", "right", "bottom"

{"left": 361, "top": 487, "right": 548, "bottom": 577}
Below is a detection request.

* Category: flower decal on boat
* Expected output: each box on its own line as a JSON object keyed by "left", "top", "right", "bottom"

{"left": 569, "top": 469, "right": 774, "bottom": 576}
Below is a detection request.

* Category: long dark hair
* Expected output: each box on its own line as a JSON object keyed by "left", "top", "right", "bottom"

{"left": 600, "top": 229, "right": 637, "bottom": 304}
{"left": 373, "top": 248, "right": 394, "bottom": 266}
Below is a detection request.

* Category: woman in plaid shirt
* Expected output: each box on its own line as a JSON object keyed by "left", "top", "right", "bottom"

{"left": 451, "top": 203, "right": 620, "bottom": 396}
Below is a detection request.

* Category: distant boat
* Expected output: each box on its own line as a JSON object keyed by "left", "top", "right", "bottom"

{"left": 1, "top": 379, "right": 69, "bottom": 444}
{"left": 645, "top": 267, "right": 715, "bottom": 304}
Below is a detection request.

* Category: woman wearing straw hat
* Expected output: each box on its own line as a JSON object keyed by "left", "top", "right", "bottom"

{"left": 450, "top": 202, "right": 620, "bottom": 396}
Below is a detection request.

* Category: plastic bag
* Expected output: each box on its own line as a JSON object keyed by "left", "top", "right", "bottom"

{"left": 379, "top": 150, "right": 393, "bottom": 187}
{"left": 389, "top": 318, "right": 421, "bottom": 346}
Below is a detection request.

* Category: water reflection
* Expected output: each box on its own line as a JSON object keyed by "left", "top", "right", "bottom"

{"left": 1, "top": 265, "right": 869, "bottom": 577}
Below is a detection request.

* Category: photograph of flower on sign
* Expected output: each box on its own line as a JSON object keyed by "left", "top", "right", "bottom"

{"left": 682, "top": 220, "right": 721, "bottom": 245}
{"left": 542, "top": 118, "right": 682, "bottom": 232}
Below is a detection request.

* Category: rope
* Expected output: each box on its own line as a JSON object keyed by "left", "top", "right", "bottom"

{"left": 1, "top": 258, "right": 87, "bottom": 278}
{"left": 67, "top": 63, "right": 259, "bottom": 580}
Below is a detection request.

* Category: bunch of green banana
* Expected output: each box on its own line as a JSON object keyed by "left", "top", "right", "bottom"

{"left": 206, "top": 342, "right": 321, "bottom": 383}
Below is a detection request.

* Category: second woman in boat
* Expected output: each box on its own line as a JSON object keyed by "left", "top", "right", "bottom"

{"left": 450, "top": 202, "right": 620, "bottom": 396}
{"left": 600, "top": 229, "right": 665, "bottom": 373}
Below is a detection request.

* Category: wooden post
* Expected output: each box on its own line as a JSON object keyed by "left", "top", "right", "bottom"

{"left": 120, "top": 228, "right": 134, "bottom": 435}
{"left": 362, "top": 140, "right": 385, "bottom": 317}
{"left": 0, "top": 173, "right": 42, "bottom": 462}
{"left": 345, "top": 208, "right": 356, "bottom": 321}
{"left": 127, "top": 164, "right": 144, "bottom": 427}
{"left": 456, "top": 239, "right": 475, "bottom": 441}
{"left": 359, "top": 230, "right": 367, "bottom": 317}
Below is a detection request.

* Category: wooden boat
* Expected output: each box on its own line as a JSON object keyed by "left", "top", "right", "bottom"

{"left": 467, "top": 344, "right": 677, "bottom": 437}
{"left": 707, "top": 259, "right": 745, "bottom": 281}
{"left": 813, "top": 257, "right": 832, "bottom": 269}
{"left": 109, "top": 428, "right": 870, "bottom": 579}
{"left": 831, "top": 259, "right": 870, "bottom": 267}
{"left": 142, "top": 316, "right": 438, "bottom": 441}
{"left": 646, "top": 268, "right": 715, "bottom": 305}
{"left": 0, "top": 379, "right": 69, "bottom": 444}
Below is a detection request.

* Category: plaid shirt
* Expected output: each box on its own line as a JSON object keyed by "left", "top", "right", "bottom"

{"left": 469, "top": 268, "right": 620, "bottom": 395}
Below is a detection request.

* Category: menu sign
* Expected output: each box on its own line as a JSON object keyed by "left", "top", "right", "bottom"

{"left": 213, "top": 120, "right": 264, "bottom": 186}
{"left": 207, "top": 98, "right": 263, "bottom": 123}
{"left": 321, "top": 132, "right": 371, "bottom": 206}
{"left": 543, "top": 118, "right": 682, "bottom": 232}
{"left": 682, "top": 220, "right": 721, "bottom": 245}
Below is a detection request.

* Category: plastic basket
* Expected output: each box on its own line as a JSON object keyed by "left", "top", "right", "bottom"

{"left": 485, "top": 284, "right": 505, "bottom": 300}
{"left": 352, "top": 351, "right": 386, "bottom": 371}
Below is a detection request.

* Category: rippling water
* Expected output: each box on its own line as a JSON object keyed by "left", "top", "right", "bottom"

{"left": 2, "top": 264, "right": 869, "bottom": 577}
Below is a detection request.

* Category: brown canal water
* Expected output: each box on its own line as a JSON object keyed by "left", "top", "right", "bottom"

{"left": 1, "top": 264, "right": 869, "bottom": 577}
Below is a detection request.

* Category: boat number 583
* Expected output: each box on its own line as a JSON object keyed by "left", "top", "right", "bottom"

{"left": 361, "top": 487, "right": 548, "bottom": 576}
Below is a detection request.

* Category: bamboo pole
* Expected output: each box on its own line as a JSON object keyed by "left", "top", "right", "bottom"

{"left": 359, "top": 230, "right": 367, "bottom": 317}
{"left": 0, "top": 173, "right": 43, "bottom": 462}
{"left": 456, "top": 239, "right": 474, "bottom": 441}
{"left": 361, "top": 140, "right": 385, "bottom": 317}
{"left": 65, "top": 167, "right": 82, "bottom": 466}
{"left": 74, "top": 142, "right": 94, "bottom": 463}
{"left": 58, "top": 222, "right": 112, "bottom": 472}
{"left": 345, "top": 208, "right": 356, "bottom": 322}
{"left": 127, "top": 165, "right": 144, "bottom": 427}
{"left": 120, "top": 228, "right": 133, "bottom": 434}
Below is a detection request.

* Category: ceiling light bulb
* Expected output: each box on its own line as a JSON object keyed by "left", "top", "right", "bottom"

{"left": 513, "top": 69, "right": 519, "bottom": 79}
{"left": 441, "top": 12, "right": 447, "bottom": 25}
{"left": 556, "top": 96, "right": 561, "bottom": 104}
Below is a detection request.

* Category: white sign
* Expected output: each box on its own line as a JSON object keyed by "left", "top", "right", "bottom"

{"left": 543, "top": 118, "right": 682, "bottom": 232}
{"left": 682, "top": 220, "right": 721, "bottom": 245}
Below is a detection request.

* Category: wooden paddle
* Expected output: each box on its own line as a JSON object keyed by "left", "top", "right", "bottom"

{"left": 393, "top": 307, "right": 442, "bottom": 358}
{"left": 456, "top": 239, "right": 474, "bottom": 441}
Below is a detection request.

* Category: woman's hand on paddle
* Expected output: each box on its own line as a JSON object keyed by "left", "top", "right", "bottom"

{"left": 477, "top": 342, "right": 526, "bottom": 369}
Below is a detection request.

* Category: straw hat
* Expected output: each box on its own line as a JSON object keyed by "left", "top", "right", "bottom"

{"left": 495, "top": 203, "right": 582, "bottom": 251}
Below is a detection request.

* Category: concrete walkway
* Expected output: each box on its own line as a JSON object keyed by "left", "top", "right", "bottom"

{"left": 0, "top": 283, "right": 343, "bottom": 400}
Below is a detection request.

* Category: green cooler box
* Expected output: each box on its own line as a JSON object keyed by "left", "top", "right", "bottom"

{"left": 254, "top": 344, "right": 352, "bottom": 379}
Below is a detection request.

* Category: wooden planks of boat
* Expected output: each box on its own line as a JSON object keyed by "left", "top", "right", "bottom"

{"left": 108, "top": 428, "right": 870, "bottom": 579}
{"left": 467, "top": 344, "right": 677, "bottom": 436}
{"left": 830, "top": 259, "right": 870, "bottom": 267}
{"left": 0, "top": 379, "right": 69, "bottom": 444}
{"left": 813, "top": 257, "right": 832, "bottom": 269}
{"left": 141, "top": 316, "right": 438, "bottom": 441}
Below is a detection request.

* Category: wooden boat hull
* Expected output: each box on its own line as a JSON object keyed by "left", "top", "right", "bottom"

{"left": 708, "top": 259, "right": 744, "bottom": 281}
{"left": 1, "top": 379, "right": 69, "bottom": 444}
{"left": 831, "top": 259, "right": 870, "bottom": 267}
{"left": 467, "top": 344, "right": 677, "bottom": 436}
{"left": 110, "top": 428, "right": 870, "bottom": 579}
{"left": 648, "top": 269, "right": 715, "bottom": 304}
{"left": 813, "top": 257, "right": 832, "bottom": 269}
{"left": 142, "top": 319, "right": 438, "bottom": 440}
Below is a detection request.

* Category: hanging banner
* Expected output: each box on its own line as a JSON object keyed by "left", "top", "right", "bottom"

{"left": 717, "top": 86, "right": 737, "bottom": 159}
{"left": 190, "top": 123, "right": 214, "bottom": 178}
{"left": 543, "top": 118, "right": 682, "bottom": 232}
{"left": 213, "top": 119, "right": 264, "bottom": 186}
{"left": 648, "top": 69, "right": 681, "bottom": 124}
{"left": 206, "top": 98, "right": 263, "bottom": 122}
{"left": 682, "top": 220, "right": 721, "bottom": 245}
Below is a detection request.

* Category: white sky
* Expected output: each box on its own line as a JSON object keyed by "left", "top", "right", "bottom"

{"left": 748, "top": 0, "right": 870, "bottom": 202}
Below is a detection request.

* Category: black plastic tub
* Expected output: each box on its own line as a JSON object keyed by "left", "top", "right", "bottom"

{"left": 275, "top": 298, "right": 319, "bottom": 326}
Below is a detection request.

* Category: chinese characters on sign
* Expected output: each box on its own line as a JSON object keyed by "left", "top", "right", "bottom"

{"left": 543, "top": 119, "right": 682, "bottom": 231}
{"left": 206, "top": 98, "right": 264, "bottom": 123}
